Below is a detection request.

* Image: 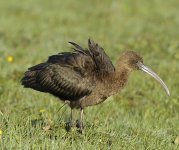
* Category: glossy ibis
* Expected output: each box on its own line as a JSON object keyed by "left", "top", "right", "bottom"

{"left": 21, "top": 39, "right": 170, "bottom": 130}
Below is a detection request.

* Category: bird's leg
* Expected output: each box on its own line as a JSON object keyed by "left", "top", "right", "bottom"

{"left": 70, "top": 108, "right": 76, "bottom": 127}
{"left": 66, "top": 108, "right": 84, "bottom": 132}
{"left": 80, "top": 108, "right": 84, "bottom": 130}
{"left": 81, "top": 108, "right": 83, "bottom": 118}
{"left": 76, "top": 108, "right": 84, "bottom": 131}
{"left": 65, "top": 108, "right": 75, "bottom": 131}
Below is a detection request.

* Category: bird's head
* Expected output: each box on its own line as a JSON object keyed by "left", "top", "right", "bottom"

{"left": 117, "top": 51, "right": 170, "bottom": 96}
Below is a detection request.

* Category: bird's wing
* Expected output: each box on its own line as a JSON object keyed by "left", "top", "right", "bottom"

{"left": 47, "top": 39, "right": 115, "bottom": 75}
{"left": 37, "top": 64, "right": 94, "bottom": 101}
{"left": 87, "top": 39, "right": 115, "bottom": 76}
{"left": 47, "top": 43, "right": 96, "bottom": 76}
{"left": 22, "top": 63, "right": 95, "bottom": 101}
{"left": 22, "top": 45, "right": 96, "bottom": 101}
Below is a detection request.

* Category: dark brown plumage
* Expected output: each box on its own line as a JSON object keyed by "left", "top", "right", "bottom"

{"left": 21, "top": 39, "right": 170, "bottom": 130}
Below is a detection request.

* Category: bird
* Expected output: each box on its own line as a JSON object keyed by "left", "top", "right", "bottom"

{"left": 21, "top": 39, "right": 170, "bottom": 130}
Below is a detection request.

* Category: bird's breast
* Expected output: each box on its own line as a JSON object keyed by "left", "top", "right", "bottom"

{"left": 78, "top": 71, "right": 129, "bottom": 108}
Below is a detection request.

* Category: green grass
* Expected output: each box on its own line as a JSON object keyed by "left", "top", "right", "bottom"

{"left": 0, "top": 0, "right": 179, "bottom": 149}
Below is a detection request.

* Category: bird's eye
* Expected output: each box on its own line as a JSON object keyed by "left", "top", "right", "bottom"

{"left": 132, "top": 60, "right": 138, "bottom": 64}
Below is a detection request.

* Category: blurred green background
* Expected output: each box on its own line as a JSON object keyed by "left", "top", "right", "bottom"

{"left": 0, "top": 0, "right": 179, "bottom": 149}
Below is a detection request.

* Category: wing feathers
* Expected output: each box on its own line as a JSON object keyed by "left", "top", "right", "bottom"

{"left": 69, "top": 42, "right": 88, "bottom": 55}
{"left": 88, "top": 39, "right": 115, "bottom": 74}
{"left": 35, "top": 65, "right": 92, "bottom": 100}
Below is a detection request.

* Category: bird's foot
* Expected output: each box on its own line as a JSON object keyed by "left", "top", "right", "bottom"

{"left": 65, "top": 120, "right": 84, "bottom": 133}
{"left": 65, "top": 120, "right": 76, "bottom": 132}
{"left": 76, "top": 120, "right": 84, "bottom": 133}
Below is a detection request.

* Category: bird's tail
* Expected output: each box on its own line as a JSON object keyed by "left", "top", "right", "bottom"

{"left": 21, "top": 70, "right": 38, "bottom": 88}
{"left": 21, "top": 63, "right": 48, "bottom": 92}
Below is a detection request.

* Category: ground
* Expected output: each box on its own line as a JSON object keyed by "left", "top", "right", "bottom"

{"left": 0, "top": 0, "right": 179, "bottom": 149}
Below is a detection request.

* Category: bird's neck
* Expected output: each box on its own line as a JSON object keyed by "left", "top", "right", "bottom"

{"left": 106, "top": 63, "right": 131, "bottom": 95}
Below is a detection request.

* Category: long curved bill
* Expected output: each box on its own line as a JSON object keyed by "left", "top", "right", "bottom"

{"left": 137, "top": 62, "right": 170, "bottom": 96}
